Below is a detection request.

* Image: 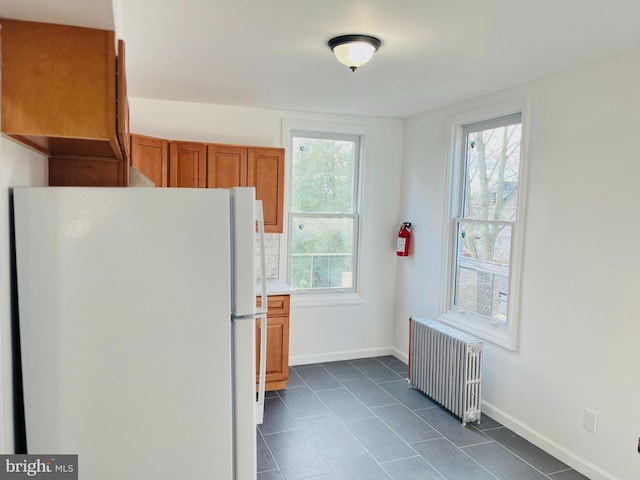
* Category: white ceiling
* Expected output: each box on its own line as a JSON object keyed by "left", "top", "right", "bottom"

{"left": 2, "top": 0, "right": 640, "bottom": 118}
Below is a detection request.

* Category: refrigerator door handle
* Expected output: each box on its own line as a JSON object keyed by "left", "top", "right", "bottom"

{"left": 256, "top": 313, "right": 267, "bottom": 424}
{"left": 255, "top": 200, "right": 268, "bottom": 315}
{"left": 255, "top": 200, "right": 268, "bottom": 424}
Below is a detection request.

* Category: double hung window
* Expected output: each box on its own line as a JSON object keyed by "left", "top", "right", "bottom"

{"left": 287, "top": 131, "right": 360, "bottom": 294}
{"left": 444, "top": 110, "right": 527, "bottom": 349}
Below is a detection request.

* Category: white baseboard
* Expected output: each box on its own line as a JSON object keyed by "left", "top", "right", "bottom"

{"left": 392, "top": 347, "right": 408, "bottom": 365}
{"left": 289, "top": 346, "right": 395, "bottom": 366}
{"left": 481, "top": 400, "right": 619, "bottom": 480}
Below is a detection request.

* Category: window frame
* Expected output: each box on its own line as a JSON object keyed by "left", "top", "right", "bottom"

{"left": 440, "top": 99, "right": 530, "bottom": 350}
{"left": 282, "top": 120, "right": 365, "bottom": 305}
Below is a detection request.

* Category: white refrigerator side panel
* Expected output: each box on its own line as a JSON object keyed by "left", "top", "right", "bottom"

{"left": 14, "top": 188, "right": 234, "bottom": 480}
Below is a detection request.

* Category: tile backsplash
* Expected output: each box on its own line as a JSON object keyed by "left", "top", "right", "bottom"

{"left": 257, "top": 234, "right": 280, "bottom": 280}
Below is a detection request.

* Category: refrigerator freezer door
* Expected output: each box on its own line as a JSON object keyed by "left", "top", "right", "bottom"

{"left": 230, "top": 187, "right": 257, "bottom": 318}
{"left": 14, "top": 188, "right": 236, "bottom": 480}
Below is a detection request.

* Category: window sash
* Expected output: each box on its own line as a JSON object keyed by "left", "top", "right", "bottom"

{"left": 452, "top": 218, "right": 513, "bottom": 323}
{"left": 288, "top": 213, "right": 359, "bottom": 293}
{"left": 462, "top": 113, "right": 521, "bottom": 135}
{"left": 290, "top": 131, "right": 360, "bottom": 215}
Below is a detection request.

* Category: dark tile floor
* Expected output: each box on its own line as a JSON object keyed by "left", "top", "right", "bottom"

{"left": 257, "top": 356, "right": 590, "bottom": 480}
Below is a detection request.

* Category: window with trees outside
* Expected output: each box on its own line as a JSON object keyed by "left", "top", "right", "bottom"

{"left": 443, "top": 111, "right": 527, "bottom": 349}
{"left": 287, "top": 131, "right": 360, "bottom": 293}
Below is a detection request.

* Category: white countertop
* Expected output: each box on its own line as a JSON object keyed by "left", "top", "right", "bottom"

{"left": 257, "top": 279, "right": 295, "bottom": 296}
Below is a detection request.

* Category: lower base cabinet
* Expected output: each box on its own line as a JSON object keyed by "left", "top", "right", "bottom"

{"left": 256, "top": 295, "right": 290, "bottom": 391}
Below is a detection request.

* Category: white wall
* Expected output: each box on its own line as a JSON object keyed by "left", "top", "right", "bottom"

{"left": 130, "top": 99, "right": 404, "bottom": 364}
{"left": 395, "top": 51, "right": 640, "bottom": 480}
{"left": 0, "top": 137, "right": 48, "bottom": 453}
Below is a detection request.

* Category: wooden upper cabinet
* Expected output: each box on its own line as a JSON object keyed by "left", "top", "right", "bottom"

{"left": 248, "top": 148, "right": 285, "bottom": 233}
{"left": 130, "top": 136, "right": 285, "bottom": 232}
{"left": 169, "top": 142, "right": 206, "bottom": 188}
{"left": 131, "top": 135, "right": 168, "bottom": 187}
{"left": 206, "top": 145, "right": 247, "bottom": 188}
{"left": 206, "top": 144, "right": 284, "bottom": 232}
{"left": 0, "top": 19, "right": 126, "bottom": 161}
{"left": 49, "top": 157, "right": 125, "bottom": 187}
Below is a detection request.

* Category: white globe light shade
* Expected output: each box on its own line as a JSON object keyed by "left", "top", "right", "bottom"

{"left": 333, "top": 42, "right": 376, "bottom": 69}
{"left": 328, "top": 35, "right": 381, "bottom": 71}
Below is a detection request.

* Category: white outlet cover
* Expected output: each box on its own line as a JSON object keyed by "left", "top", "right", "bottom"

{"left": 583, "top": 408, "right": 598, "bottom": 434}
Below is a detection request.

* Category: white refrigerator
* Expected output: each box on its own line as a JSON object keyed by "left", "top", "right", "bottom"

{"left": 12, "top": 186, "right": 268, "bottom": 480}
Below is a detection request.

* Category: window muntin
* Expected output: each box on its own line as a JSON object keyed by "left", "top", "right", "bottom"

{"left": 450, "top": 113, "right": 523, "bottom": 327}
{"left": 288, "top": 131, "right": 360, "bottom": 293}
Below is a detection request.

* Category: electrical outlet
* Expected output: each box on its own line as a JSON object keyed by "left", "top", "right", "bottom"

{"left": 583, "top": 409, "right": 598, "bottom": 434}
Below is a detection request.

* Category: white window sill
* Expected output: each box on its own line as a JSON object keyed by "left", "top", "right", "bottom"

{"left": 291, "top": 291, "right": 364, "bottom": 308}
{"left": 439, "top": 311, "right": 516, "bottom": 350}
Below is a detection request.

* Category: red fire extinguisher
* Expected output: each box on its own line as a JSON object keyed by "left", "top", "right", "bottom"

{"left": 397, "top": 222, "right": 412, "bottom": 256}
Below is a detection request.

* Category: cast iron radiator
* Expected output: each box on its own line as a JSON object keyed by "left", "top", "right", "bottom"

{"left": 409, "top": 317, "right": 483, "bottom": 425}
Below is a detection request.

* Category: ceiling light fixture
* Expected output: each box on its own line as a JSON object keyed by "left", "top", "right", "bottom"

{"left": 328, "top": 34, "right": 382, "bottom": 72}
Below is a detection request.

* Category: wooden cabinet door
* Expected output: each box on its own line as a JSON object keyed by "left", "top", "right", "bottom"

{"left": 131, "top": 135, "right": 168, "bottom": 187}
{"left": 169, "top": 142, "right": 206, "bottom": 188}
{"left": 256, "top": 295, "right": 290, "bottom": 391}
{"left": 1, "top": 20, "right": 122, "bottom": 160}
{"left": 256, "top": 315, "right": 289, "bottom": 386}
{"left": 49, "top": 157, "right": 125, "bottom": 186}
{"left": 206, "top": 145, "right": 247, "bottom": 188}
{"left": 247, "top": 148, "right": 285, "bottom": 233}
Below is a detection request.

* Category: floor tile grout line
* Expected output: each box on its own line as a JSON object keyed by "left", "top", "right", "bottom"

{"left": 394, "top": 404, "right": 503, "bottom": 480}
{"left": 376, "top": 377, "right": 512, "bottom": 480}
{"left": 328, "top": 359, "right": 454, "bottom": 477}
{"left": 290, "top": 362, "right": 425, "bottom": 479}
{"left": 267, "top": 359, "right": 571, "bottom": 480}
{"left": 260, "top": 426, "right": 303, "bottom": 436}
{"left": 465, "top": 422, "right": 573, "bottom": 478}
{"left": 368, "top": 403, "right": 447, "bottom": 446}
{"left": 457, "top": 439, "right": 496, "bottom": 448}
{"left": 477, "top": 430, "right": 572, "bottom": 478}
{"left": 436, "top": 435, "right": 504, "bottom": 480}
{"left": 276, "top": 370, "right": 389, "bottom": 479}
{"left": 293, "top": 362, "right": 383, "bottom": 396}
{"left": 323, "top": 359, "right": 503, "bottom": 480}
{"left": 547, "top": 467, "right": 575, "bottom": 475}
{"left": 259, "top": 392, "right": 308, "bottom": 479}
{"left": 472, "top": 425, "right": 506, "bottom": 433}
{"left": 314, "top": 359, "right": 460, "bottom": 479}
{"left": 257, "top": 425, "right": 286, "bottom": 477}
{"left": 377, "top": 453, "right": 423, "bottom": 465}
{"left": 461, "top": 436, "right": 559, "bottom": 480}
{"left": 346, "top": 357, "right": 403, "bottom": 384}
{"left": 256, "top": 467, "right": 280, "bottom": 475}
{"left": 401, "top": 407, "right": 571, "bottom": 480}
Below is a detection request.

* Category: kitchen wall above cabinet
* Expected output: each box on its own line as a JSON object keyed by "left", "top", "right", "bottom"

{"left": 130, "top": 134, "right": 285, "bottom": 233}
{"left": 0, "top": 19, "right": 129, "bottom": 183}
